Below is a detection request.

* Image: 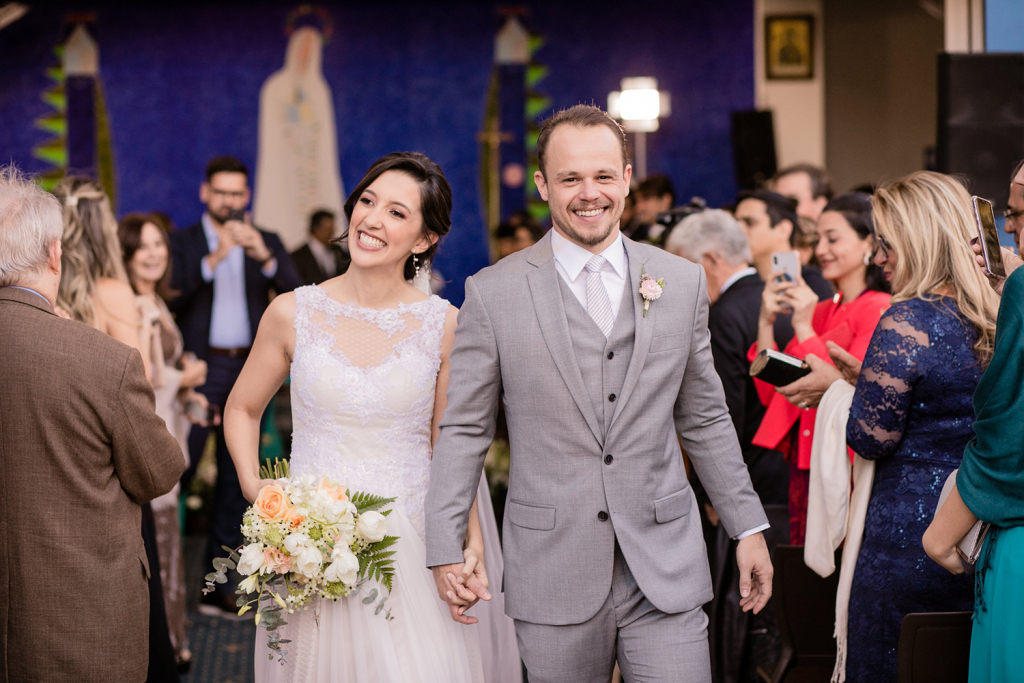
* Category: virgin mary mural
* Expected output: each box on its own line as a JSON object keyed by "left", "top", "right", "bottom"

{"left": 253, "top": 22, "right": 345, "bottom": 251}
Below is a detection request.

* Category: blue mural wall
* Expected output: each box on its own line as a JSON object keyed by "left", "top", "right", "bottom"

{"left": 0, "top": 1, "right": 753, "bottom": 306}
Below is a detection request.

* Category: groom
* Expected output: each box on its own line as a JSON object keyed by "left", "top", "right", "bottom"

{"left": 425, "top": 105, "right": 772, "bottom": 682}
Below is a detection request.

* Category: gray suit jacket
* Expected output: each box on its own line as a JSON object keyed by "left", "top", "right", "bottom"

{"left": 425, "top": 233, "right": 767, "bottom": 625}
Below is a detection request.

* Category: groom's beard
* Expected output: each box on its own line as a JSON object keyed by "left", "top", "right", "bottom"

{"left": 551, "top": 204, "right": 623, "bottom": 247}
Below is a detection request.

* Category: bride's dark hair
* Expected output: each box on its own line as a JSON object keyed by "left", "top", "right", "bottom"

{"left": 342, "top": 152, "right": 452, "bottom": 280}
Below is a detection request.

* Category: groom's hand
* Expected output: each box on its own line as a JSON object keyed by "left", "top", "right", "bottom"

{"left": 432, "top": 555, "right": 491, "bottom": 626}
{"left": 736, "top": 532, "right": 773, "bottom": 614}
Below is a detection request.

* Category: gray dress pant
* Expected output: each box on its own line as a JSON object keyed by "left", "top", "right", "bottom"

{"left": 515, "top": 543, "right": 712, "bottom": 683}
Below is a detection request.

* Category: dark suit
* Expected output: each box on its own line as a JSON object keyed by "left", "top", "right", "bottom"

{"left": 709, "top": 272, "right": 788, "bottom": 505}
{"left": 167, "top": 221, "right": 302, "bottom": 361}
{"left": 0, "top": 287, "right": 184, "bottom": 683}
{"left": 167, "top": 220, "right": 301, "bottom": 598}
{"left": 290, "top": 241, "right": 350, "bottom": 286}
{"left": 704, "top": 272, "right": 789, "bottom": 683}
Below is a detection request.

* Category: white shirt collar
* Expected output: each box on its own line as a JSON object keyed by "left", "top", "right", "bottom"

{"left": 550, "top": 229, "right": 627, "bottom": 283}
{"left": 720, "top": 266, "right": 757, "bottom": 296}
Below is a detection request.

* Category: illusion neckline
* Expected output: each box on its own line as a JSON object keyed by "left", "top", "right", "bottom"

{"left": 309, "top": 283, "right": 437, "bottom": 315}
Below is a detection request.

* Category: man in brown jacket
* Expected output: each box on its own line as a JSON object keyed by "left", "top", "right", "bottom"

{"left": 0, "top": 167, "right": 186, "bottom": 682}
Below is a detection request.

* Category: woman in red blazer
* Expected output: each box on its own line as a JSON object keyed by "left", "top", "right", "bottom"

{"left": 747, "top": 193, "right": 890, "bottom": 544}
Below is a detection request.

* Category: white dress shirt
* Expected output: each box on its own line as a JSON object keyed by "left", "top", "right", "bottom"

{"left": 550, "top": 229, "right": 628, "bottom": 320}
{"left": 308, "top": 238, "right": 337, "bottom": 278}
{"left": 199, "top": 213, "right": 279, "bottom": 348}
{"left": 719, "top": 266, "right": 757, "bottom": 297}
{"left": 552, "top": 231, "right": 768, "bottom": 542}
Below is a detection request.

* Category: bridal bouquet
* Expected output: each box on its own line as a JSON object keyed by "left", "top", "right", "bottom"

{"left": 205, "top": 459, "right": 399, "bottom": 662}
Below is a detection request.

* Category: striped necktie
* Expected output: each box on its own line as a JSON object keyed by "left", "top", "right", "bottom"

{"left": 585, "top": 254, "right": 614, "bottom": 338}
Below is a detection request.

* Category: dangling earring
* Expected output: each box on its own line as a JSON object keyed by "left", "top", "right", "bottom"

{"left": 863, "top": 252, "right": 871, "bottom": 266}
{"left": 413, "top": 253, "right": 421, "bottom": 278}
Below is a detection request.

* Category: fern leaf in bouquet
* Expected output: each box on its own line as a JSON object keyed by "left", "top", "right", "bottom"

{"left": 350, "top": 490, "right": 398, "bottom": 514}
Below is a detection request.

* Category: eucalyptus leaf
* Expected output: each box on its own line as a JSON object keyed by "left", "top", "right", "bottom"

{"left": 375, "top": 602, "right": 384, "bottom": 615}
{"left": 362, "top": 596, "right": 374, "bottom": 604}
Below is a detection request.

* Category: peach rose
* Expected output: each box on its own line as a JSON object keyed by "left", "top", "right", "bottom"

{"left": 254, "top": 484, "right": 292, "bottom": 521}
{"left": 263, "top": 547, "right": 291, "bottom": 575}
{"left": 318, "top": 478, "right": 349, "bottom": 503}
{"left": 288, "top": 514, "right": 306, "bottom": 530}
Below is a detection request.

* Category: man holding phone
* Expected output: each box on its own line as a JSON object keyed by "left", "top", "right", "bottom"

{"left": 168, "top": 155, "right": 302, "bottom": 617}
{"left": 971, "top": 159, "right": 1024, "bottom": 293}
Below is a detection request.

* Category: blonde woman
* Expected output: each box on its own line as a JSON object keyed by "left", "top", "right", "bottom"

{"left": 789, "top": 172, "right": 998, "bottom": 682}
{"left": 54, "top": 177, "right": 180, "bottom": 679}
{"left": 54, "top": 177, "right": 151, "bottom": 379}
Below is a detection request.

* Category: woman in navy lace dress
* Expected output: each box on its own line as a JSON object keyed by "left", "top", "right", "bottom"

{"left": 844, "top": 172, "right": 1000, "bottom": 682}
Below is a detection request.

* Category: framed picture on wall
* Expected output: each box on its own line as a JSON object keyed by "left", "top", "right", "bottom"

{"left": 765, "top": 15, "right": 814, "bottom": 80}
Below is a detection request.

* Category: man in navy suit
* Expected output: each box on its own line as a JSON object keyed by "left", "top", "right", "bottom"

{"left": 168, "top": 156, "right": 301, "bottom": 616}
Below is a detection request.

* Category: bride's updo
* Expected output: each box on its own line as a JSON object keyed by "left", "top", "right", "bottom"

{"left": 342, "top": 152, "right": 452, "bottom": 280}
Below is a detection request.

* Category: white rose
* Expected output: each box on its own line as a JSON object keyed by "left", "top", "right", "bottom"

{"left": 356, "top": 511, "right": 388, "bottom": 543}
{"left": 323, "top": 499, "right": 357, "bottom": 525}
{"left": 325, "top": 547, "right": 360, "bottom": 585}
{"left": 236, "top": 544, "right": 265, "bottom": 576}
{"left": 294, "top": 545, "right": 323, "bottom": 579}
{"left": 283, "top": 533, "right": 310, "bottom": 555}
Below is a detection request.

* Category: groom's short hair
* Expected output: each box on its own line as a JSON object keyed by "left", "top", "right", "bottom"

{"left": 537, "top": 105, "right": 629, "bottom": 179}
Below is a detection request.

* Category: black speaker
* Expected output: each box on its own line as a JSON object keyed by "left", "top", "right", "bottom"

{"left": 732, "top": 110, "right": 777, "bottom": 191}
{"left": 937, "top": 53, "right": 1024, "bottom": 212}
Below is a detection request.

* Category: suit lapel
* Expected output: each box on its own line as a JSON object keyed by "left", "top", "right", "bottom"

{"left": 526, "top": 235, "right": 603, "bottom": 446}
{"left": 610, "top": 237, "right": 653, "bottom": 426}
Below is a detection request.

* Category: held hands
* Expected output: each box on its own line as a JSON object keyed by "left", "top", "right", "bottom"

{"left": 432, "top": 546, "right": 492, "bottom": 625}
{"left": 736, "top": 532, "right": 773, "bottom": 614}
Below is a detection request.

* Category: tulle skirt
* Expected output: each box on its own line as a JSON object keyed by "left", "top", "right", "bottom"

{"left": 255, "top": 476, "right": 521, "bottom": 683}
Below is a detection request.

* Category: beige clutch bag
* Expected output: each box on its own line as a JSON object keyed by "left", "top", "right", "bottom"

{"left": 937, "top": 469, "right": 990, "bottom": 565}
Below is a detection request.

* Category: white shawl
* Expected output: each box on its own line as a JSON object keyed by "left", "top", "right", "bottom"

{"left": 802, "top": 380, "right": 875, "bottom": 683}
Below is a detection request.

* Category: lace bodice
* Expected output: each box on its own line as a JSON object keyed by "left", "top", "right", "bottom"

{"left": 288, "top": 285, "right": 449, "bottom": 539}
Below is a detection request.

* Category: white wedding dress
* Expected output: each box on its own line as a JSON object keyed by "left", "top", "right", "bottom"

{"left": 255, "top": 285, "right": 521, "bottom": 683}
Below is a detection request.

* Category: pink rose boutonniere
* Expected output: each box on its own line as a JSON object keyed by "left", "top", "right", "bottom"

{"left": 638, "top": 266, "right": 665, "bottom": 318}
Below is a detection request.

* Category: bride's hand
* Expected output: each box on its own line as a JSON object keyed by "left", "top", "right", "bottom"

{"left": 457, "top": 546, "right": 491, "bottom": 605}
{"left": 242, "top": 478, "right": 279, "bottom": 504}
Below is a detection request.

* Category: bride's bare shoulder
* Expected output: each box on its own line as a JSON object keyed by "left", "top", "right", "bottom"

{"left": 264, "top": 290, "right": 298, "bottom": 327}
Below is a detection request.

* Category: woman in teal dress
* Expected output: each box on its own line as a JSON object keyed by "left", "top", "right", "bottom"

{"left": 925, "top": 259, "right": 1024, "bottom": 681}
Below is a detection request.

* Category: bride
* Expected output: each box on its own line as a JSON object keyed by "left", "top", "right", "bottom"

{"left": 223, "top": 152, "right": 521, "bottom": 682}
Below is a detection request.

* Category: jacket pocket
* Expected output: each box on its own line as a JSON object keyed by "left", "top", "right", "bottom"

{"left": 509, "top": 501, "right": 556, "bottom": 531}
{"left": 654, "top": 489, "right": 692, "bottom": 523}
{"left": 649, "top": 333, "right": 685, "bottom": 354}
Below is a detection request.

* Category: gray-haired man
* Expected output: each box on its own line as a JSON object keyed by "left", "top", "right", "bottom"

{"left": 425, "top": 107, "right": 772, "bottom": 683}
{"left": 668, "top": 210, "right": 789, "bottom": 680}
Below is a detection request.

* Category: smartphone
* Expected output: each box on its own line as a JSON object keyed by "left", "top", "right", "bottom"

{"left": 971, "top": 196, "right": 1005, "bottom": 278}
{"left": 185, "top": 401, "right": 221, "bottom": 424}
{"left": 771, "top": 250, "right": 802, "bottom": 284}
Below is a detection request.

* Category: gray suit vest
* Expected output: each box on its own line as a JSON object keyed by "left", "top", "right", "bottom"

{"left": 557, "top": 271, "right": 635, "bottom": 438}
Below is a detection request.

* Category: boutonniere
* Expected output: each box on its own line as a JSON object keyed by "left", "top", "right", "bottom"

{"left": 638, "top": 266, "right": 665, "bottom": 318}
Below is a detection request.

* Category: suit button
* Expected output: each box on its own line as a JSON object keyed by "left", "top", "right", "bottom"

{"left": 607, "top": 351, "right": 614, "bottom": 360}
{"left": 604, "top": 454, "right": 613, "bottom": 465}
{"left": 608, "top": 393, "right": 616, "bottom": 402}
{"left": 597, "top": 511, "right": 609, "bottom": 521}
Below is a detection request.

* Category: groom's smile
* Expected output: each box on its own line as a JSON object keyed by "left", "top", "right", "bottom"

{"left": 535, "top": 122, "right": 632, "bottom": 253}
